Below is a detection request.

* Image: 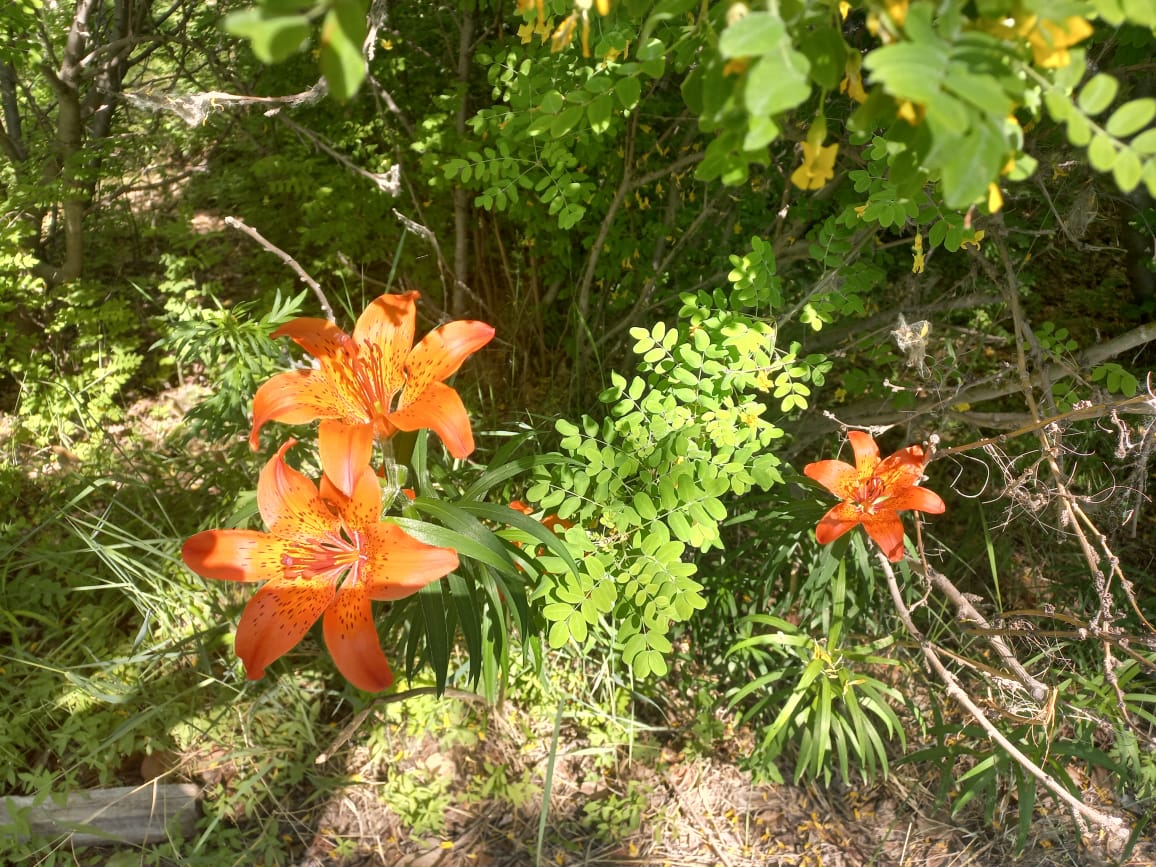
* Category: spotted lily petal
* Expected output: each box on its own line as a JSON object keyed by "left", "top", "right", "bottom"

{"left": 884, "top": 484, "right": 945, "bottom": 514}
{"left": 860, "top": 512, "right": 908, "bottom": 562}
{"left": 182, "top": 530, "right": 290, "bottom": 583}
{"left": 814, "top": 503, "right": 861, "bottom": 545}
{"left": 401, "top": 320, "right": 496, "bottom": 404}
{"left": 323, "top": 583, "right": 394, "bottom": 692}
{"left": 389, "top": 380, "right": 477, "bottom": 459}
{"left": 847, "top": 429, "right": 880, "bottom": 473}
{"left": 352, "top": 290, "right": 416, "bottom": 397}
{"left": 271, "top": 317, "right": 350, "bottom": 359}
{"left": 235, "top": 577, "right": 336, "bottom": 680}
{"left": 258, "top": 440, "right": 339, "bottom": 538}
{"left": 804, "top": 459, "right": 859, "bottom": 500}
{"left": 363, "top": 522, "right": 460, "bottom": 601}
{"left": 250, "top": 370, "right": 345, "bottom": 450}
{"left": 319, "top": 419, "right": 375, "bottom": 500}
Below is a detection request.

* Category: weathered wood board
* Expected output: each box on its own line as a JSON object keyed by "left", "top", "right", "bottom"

{"left": 1, "top": 783, "right": 199, "bottom": 846}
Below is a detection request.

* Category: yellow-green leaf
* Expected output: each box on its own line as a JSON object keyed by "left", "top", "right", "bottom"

{"left": 1088, "top": 134, "right": 1117, "bottom": 171}
{"left": 1111, "top": 147, "right": 1142, "bottom": 192}
{"left": 1077, "top": 74, "right": 1118, "bottom": 117}
{"left": 1105, "top": 98, "right": 1156, "bottom": 138}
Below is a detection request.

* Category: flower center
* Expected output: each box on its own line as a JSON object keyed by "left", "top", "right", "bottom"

{"left": 280, "top": 527, "right": 367, "bottom": 587}
{"left": 327, "top": 336, "right": 401, "bottom": 423}
{"left": 852, "top": 476, "right": 887, "bottom": 513}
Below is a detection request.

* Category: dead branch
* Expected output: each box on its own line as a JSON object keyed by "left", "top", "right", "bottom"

{"left": 878, "top": 554, "right": 1131, "bottom": 845}
{"left": 223, "top": 216, "right": 334, "bottom": 322}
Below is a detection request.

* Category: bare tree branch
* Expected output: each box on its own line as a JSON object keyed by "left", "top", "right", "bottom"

{"left": 224, "top": 216, "right": 334, "bottom": 322}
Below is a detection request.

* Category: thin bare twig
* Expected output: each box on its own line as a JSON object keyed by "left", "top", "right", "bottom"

{"left": 224, "top": 216, "right": 334, "bottom": 322}
{"left": 878, "top": 553, "right": 1130, "bottom": 844}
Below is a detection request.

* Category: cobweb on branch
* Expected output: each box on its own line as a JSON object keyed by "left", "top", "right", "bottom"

{"left": 122, "top": 82, "right": 327, "bottom": 127}
{"left": 121, "top": 84, "right": 402, "bottom": 198}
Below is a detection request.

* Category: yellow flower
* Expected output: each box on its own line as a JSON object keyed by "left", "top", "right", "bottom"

{"left": 960, "top": 229, "right": 985, "bottom": 250}
{"left": 987, "top": 183, "right": 1004, "bottom": 213}
{"left": 791, "top": 141, "right": 839, "bottom": 191}
{"left": 841, "top": 54, "right": 869, "bottom": 104}
{"left": 884, "top": 0, "right": 909, "bottom": 27}
{"left": 897, "top": 100, "right": 925, "bottom": 125}
{"left": 911, "top": 232, "right": 925, "bottom": 274}
{"left": 1027, "top": 17, "right": 1093, "bottom": 69}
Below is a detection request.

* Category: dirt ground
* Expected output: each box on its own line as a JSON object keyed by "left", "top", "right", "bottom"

{"left": 292, "top": 697, "right": 1156, "bottom": 867}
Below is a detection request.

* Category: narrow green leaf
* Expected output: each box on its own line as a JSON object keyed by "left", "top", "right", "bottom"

{"left": 456, "top": 501, "right": 581, "bottom": 578}
{"left": 417, "top": 581, "right": 450, "bottom": 694}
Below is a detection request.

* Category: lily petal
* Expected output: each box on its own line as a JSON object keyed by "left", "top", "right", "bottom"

{"left": 353, "top": 290, "right": 417, "bottom": 397}
{"left": 804, "top": 459, "right": 859, "bottom": 500}
{"left": 250, "top": 370, "right": 345, "bottom": 450}
{"left": 258, "top": 441, "right": 340, "bottom": 538}
{"left": 235, "top": 578, "right": 335, "bottom": 680}
{"left": 390, "top": 380, "right": 476, "bottom": 459}
{"left": 363, "top": 522, "right": 459, "bottom": 601}
{"left": 271, "top": 317, "right": 351, "bottom": 360}
{"left": 885, "top": 485, "right": 946, "bottom": 515}
{"left": 815, "top": 503, "right": 861, "bottom": 544}
{"left": 319, "top": 419, "right": 375, "bottom": 500}
{"left": 860, "top": 513, "right": 908, "bottom": 562}
{"left": 876, "top": 445, "right": 926, "bottom": 485}
{"left": 848, "top": 430, "right": 880, "bottom": 473}
{"left": 402, "top": 320, "right": 496, "bottom": 401}
{"left": 323, "top": 582, "right": 394, "bottom": 691}
{"left": 182, "top": 530, "right": 289, "bottom": 583}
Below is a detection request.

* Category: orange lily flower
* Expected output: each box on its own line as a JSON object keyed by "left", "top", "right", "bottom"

{"left": 509, "top": 500, "right": 573, "bottom": 535}
{"left": 803, "top": 430, "right": 945, "bottom": 562}
{"left": 182, "top": 437, "right": 459, "bottom": 691}
{"left": 250, "top": 291, "right": 495, "bottom": 483}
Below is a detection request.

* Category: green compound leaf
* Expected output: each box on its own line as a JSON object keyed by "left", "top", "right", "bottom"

{"left": 615, "top": 76, "right": 642, "bottom": 110}
{"left": 1088, "top": 134, "right": 1117, "bottom": 172}
{"left": 719, "top": 11, "right": 786, "bottom": 58}
{"left": 1077, "top": 73, "right": 1119, "bottom": 117}
{"left": 319, "top": 0, "right": 369, "bottom": 101}
{"left": 746, "top": 51, "right": 812, "bottom": 118}
{"left": 1105, "top": 98, "right": 1156, "bottom": 138}
{"left": 939, "top": 119, "right": 1006, "bottom": 208}
{"left": 225, "top": 7, "right": 311, "bottom": 64}
{"left": 1112, "top": 147, "right": 1142, "bottom": 193}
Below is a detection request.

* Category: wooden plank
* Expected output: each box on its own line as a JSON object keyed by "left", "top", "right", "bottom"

{"left": 1, "top": 783, "right": 199, "bottom": 846}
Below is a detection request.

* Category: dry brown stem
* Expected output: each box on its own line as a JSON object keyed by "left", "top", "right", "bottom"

{"left": 878, "top": 554, "right": 1130, "bottom": 845}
